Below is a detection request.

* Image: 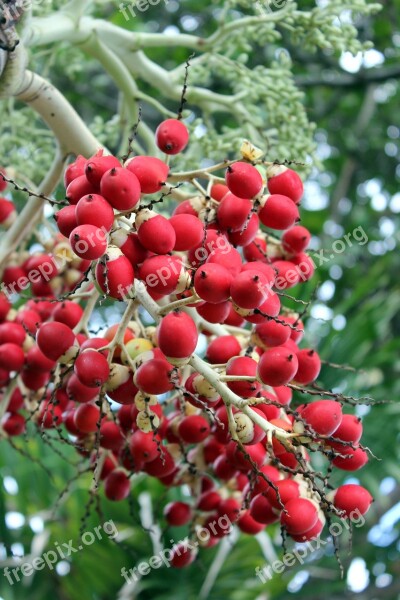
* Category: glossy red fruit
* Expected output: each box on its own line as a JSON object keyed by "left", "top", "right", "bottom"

{"left": 251, "top": 465, "right": 281, "bottom": 496}
{"left": 230, "top": 270, "right": 270, "bottom": 309}
{"left": 281, "top": 498, "right": 318, "bottom": 534}
{"left": 66, "top": 175, "right": 95, "bottom": 205}
{"left": 197, "top": 490, "right": 221, "bottom": 511}
{"left": 144, "top": 448, "right": 176, "bottom": 477}
{"left": 272, "top": 260, "right": 300, "bottom": 290}
{"left": 0, "top": 198, "right": 16, "bottom": 226}
{"left": 67, "top": 374, "right": 100, "bottom": 403}
{"left": 6, "top": 388, "right": 24, "bottom": 412}
{"left": 331, "top": 484, "right": 373, "bottom": 517}
{"left": 100, "top": 167, "right": 141, "bottom": 211}
{"left": 74, "top": 350, "right": 110, "bottom": 387}
{"left": 25, "top": 346, "right": 56, "bottom": 372}
{"left": 210, "top": 183, "right": 229, "bottom": 202}
{"left": 240, "top": 292, "right": 281, "bottom": 324}
{"left": 126, "top": 156, "right": 169, "bottom": 194}
{"left": 104, "top": 469, "right": 130, "bottom": 501}
{"left": 134, "top": 359, "right": 173, "bottom": 394}
{"left": 107, "top": 366, "right": 138, "bottom": 405}
{"left": 300, "top": 400, "right": 342, "bottom": 437}
{"left": 255, "top": 319, "right": 291, "bottom": 348}
{"left": 258, "top": 194, "right": 299, "bottom": 230}
{"left": 178, "top": 414, "right": 210, "bottom": 443}
{"left": 69, "top": 224, "right": 107, "bottom": 260}
{"left": 294, "top": 349, "right": 321, "bottom": 385}
{"left": 20, "top": 368, "right": 49, "bottom": 391}
{"left": 74, "top": 403, "right": 100, "bottom": 433}
{"left": 155, "top": 119, "right": 189, "bottom": 155}
{"left": 331, "top": 446, "right": 368, "bottom": 471}
{"left": 257, "top": 347, "right": 298, "bottom": 386}
{"left": 170, "top": 544, "right": 196, "bottom": 568}
{"left": 52, "top": 301, "right": 83, "bottom": 329}
{"left": 169, "top": 214, "right": 204, "bottom": 251}
{"left": 75, "top": 194, "right": 114, "bottom": 231}
{"left": 0, "top": 293, "right": 11, "bottom": 321}
{"left": 226, "top": 356, "right": 260, "bottom": 398}
{"left": 139, "top": 255, "right": 188, "bottom": 296}
{"left": 237, "top": 510, "right": 265, "bottom": 534}
{"left": 85, "top": 151, "right": 121, "bottom": 189}
{"left": 250, "top": 494, "right": 278, "bottom": 524}
{"left": 164, "top": 501, "right": 192, "bottom": 526}
{"left": 266, "top": 479, "right": 300, "bottom": 509}
{"left": 129, "top": 430, "right": 159, "bottom": 463}
{"left": 95, "top": 247, "right": 135, "bottom": 300}
{"left": 196, "top": 301, "right": 231, "bottom": 324}
{"left": 157, "top": 311, "right": 198, "bottom": 363}
{"left": 334, "top": 414, "right": 363, "bottom": 444}
{"left": 290, "top": 518, "right": 324, "bottom": 542}
{"left": 217, "top": 193, "right": 252, "bottom": 231}
{"left": 2, "top": 413, "right": 26, "bottom": 436}
{"left": 36, "top": 322, "right": 78, "bottom": 362}
{"left": 282, "top": 225, "right": 311, "bottom": 255}
{"left": 111, "top": 230, "right": 148, "bottom": 266}
{"left": 0, "top": 343, "right": 24, "bottom": 371}
{"left": 0, "top": 322, "right": 26, "bottom": 345}
{"left": 194, "top": 263, "right": 232, "bottom": 304}
{"left": 206, "top": 335, "right": 242, "bottom": 364}
{"left": 99, "top": 421, "right": 124, "bottom": 451}
{"left": 267, "top": 165, "right": 303, "bottom": 204}
{"left": 64, "top": 155, "right": 86, "bottom": 187}
{"left": 135, "top": 209, "right": 176, "bottom": 254}
{"left": 226, "top": 162, "right": 263, "bottom": 199}
{"left": 243, "top": 234, "right": 267, "bottom": 263}
{"left": 228, "top": 213, "right": 259, "bottom": 247}
{"left": 38, "top": 401, "right": 63, "bottom": 428}
{"left": 292, "top": 253, "right": 315, "bottom": 282}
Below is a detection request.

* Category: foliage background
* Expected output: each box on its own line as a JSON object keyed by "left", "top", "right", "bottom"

{"left": 0, "top": 1, "right": 399, "bottom": 599}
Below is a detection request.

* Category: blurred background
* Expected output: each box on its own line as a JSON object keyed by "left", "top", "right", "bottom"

{"left": 0, "top": 1, "right": 399, "bottom": 598}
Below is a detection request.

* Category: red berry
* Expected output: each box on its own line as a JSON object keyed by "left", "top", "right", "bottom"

{"left": 0, "top": 343, "right": 25, "bottom": 371}
{"left": 226, "top": 162, "right": 263, "bottom": 199}
{"left": 130, "top": 430, "right": 160, "bottom": 463}
{"left": 139, "top": 255, "right": 188, "bottom": 296}
{"left": 126, "top": 156, "right": 169, "bottom": 194}
{"left": 74, "top": 350, "right": 110, "bottom": 387}
{"left": 194, "top": 263, "right": 232, "bottom": 304}
{"left": 99, "top": 421, "right": 124, "bottom": 451}
{"left": 169, "top": 214, "right": 204, "bottom": 251}
{"left": 228, "top": 213, "right": 259, "bottom": 247}
{"left": 266, "top": 479, "right": 300, "bottom": 509}
{"left": 0, "top": 168, "right": 8, "bottom": 192}
{"left": 2, "top": 413, "right": 25, "bottom": 436}
{"left": 267, "top": 165, "right": 303, "bottom": 204}
{"left": 206, "top": 335, "right": 242, "bottom": 364}
{"left": 332, "top": 484, "right": 373, "bottom": 517}
{"left": 25, "top": 346, "right": 56, "bottom": 372}
{"left": 134, "top": 359, "right": 173, "bottom": 395}
{"left": 272, "top": 260, "right": 300, "bottom": 289}
{"left": 300, "top": 400, "right": 342, "bottom": 436}
{"left": 0, "top": 198, "right": 16, "bottom": 226}
{"left": 258, "top": 194, "right": 299, "bottom": 230}
{"left": 290, "top": 518, "right": 324, "bottom": 542}
{"left": 0, "top": 322, "right": 26, "bottom": 345}
{"left": 230, "top": 270, "right": 271, "bottom": 310}
{"left": 85, "top": 151, "right": 121, "bottom": 189}
{"left": 178, "top": 414, "right": 210, "bottom": 443}
{"left": 95, "top": 247, "right": 135, "bottom": 300}
{"left": 70, "top": 224, "right": 107, "bottom": 260}
{"left": 237, "top": 510, "right": 265, "bottom": 534}
{"left": 282, "top": 225, "right": 311, "bottom": 255}
{"left": 67, "top": 374, "right": 100, "bottom": 403}
{"left": 75, "top": 194, "right": 114, "bottom": 231}
{"left": 294, "top": 349, "right": 321, "bottom": 384}
{"left": 210, "top": 183, "right": 229, "bottom": 202}
{"left": 255, "top": 319, "right": 291, "bottom": 348}
{"left": 170, "top": 544, "right": 196, "bottom": 568}
{"left": 226, "top": 356, "right": 260, "bottom": 398}
{"left": 135, "top": 209, "right": 176, "bottom": 254}
{"left": 334, "top": 414, "right": 363, "bottom": 444}
{"left": 100, "top": 167, "right": 141, "bottom": 211}
{"left": 217, "top": 193, "right": 252, "bottom": 231}
{"left": 257, "top": 347, "right": 298, "bottom": 386}
{"left": 64, "top": 155, "right": 86, "bottom": 187}
{"left": 332, "top": 445, "right": 368, "bottom": 471}
{"left": 281, "top": 498, "right": 318, "bottom": 535}
{"left": 164, "top": 501, "right": 192, "bottom": 526}
{"left": 250, "top": 494, "right": 278, "bottom": 525}
{"left": 155, "top": 119, "right": 189, "bottom": 155}
{"left": 36, "top": 322, "right": 78, "bottom": 362}
{"left": 66, "top": 175, "right": 95, "bottom": 205}
{"left": 157, "top": 311, "right": 198, "bottom": 363}
{"left": 74, "top": 403, "right": 100, "bottom": 433}
{"left": 52, "top": 301, "right": 83, "bottom": 329}
{"left": 104, "top": 469, "right": 130, "bottom": 501}
{"left": 111, "top": 230, "right": 148, "bottom": 266}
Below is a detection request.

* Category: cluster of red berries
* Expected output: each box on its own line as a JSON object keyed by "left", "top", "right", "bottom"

{"left": 0, "top": 119, "right": 373, "bottom": 567}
